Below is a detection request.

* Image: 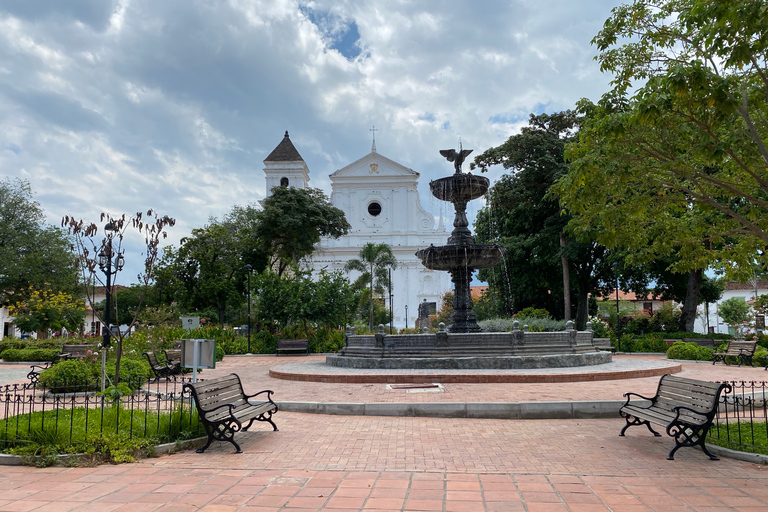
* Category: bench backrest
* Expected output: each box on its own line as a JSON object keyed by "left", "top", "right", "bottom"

{"left": 653, "top": 375, "right": 729, "bottom": 418}
{"left": 164, "top": 349, "right": 181, "bottom": 364}
{"left": 144, "top": 351, "right": 162, "bottom": 367}
{"left": 185, "top": 374, "right": 248, "bottom": 413}
{"left": 277, "top": 339, "right": 308, "bottom": 349}
{"left": 61, "top": 344, "right": 94, "bottom": 358}
{"left": 723, "top": 340, "right": 757, "bottom": 356}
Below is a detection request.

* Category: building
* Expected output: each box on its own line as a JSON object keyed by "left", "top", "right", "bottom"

{"left": 694, "top": 280, "right": 768, "bottom": 335}
{"left": 262, "top": 132, "right": 452, "bottom": 328}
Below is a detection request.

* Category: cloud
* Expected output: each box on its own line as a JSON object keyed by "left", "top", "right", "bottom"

{"left": 0, "top": 0, "right": 621, "bottom": 282}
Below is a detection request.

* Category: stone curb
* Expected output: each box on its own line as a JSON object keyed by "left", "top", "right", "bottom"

{"left": 277, "top": 400, "right": 640, "bottom": 419}
{"left": 0, "top": 437, "right": 206, "bottom": 466}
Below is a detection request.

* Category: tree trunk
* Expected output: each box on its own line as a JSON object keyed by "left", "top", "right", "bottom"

{"left": 369, "top": 264, "right": 374, "bottom": 331}
{"left": 680, "top": 269, "right": 703, "bottom": 332}
{"left": 575, "top": 272, "right": 590, "bottom": 330}
{"left": 560, "top": 232, "right": 571, "bottom": 321}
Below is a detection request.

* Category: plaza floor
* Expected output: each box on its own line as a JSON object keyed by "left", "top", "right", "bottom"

{"left": 2, "top": 354, "right": 768, "bottom": 512}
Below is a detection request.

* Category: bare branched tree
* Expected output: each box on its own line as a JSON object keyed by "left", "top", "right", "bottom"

{"left": 62, "top": 210, "right": 175, "bottom": 385}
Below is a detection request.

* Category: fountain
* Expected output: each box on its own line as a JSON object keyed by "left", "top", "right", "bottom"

{"left": 415, "top": 146, "right": 504, "bottom": 332}
{"left": 326, "top": 147, "right": 611, "bottom": 370}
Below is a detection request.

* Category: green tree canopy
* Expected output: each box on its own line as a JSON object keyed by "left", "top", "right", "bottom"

{"left": 256, "top": 187, "right": 350, "bottom": 275}
{"left": 718, "top": 296, "right": 752, "bottom": 333}
{"left": 0, "top": 179, "right": 79, "bottom": 306}
{"left": 472, "top": 111, "right": 611, "bottom": 328}
{"left": 557, "top": 0, "right": 768, "bottom": 279}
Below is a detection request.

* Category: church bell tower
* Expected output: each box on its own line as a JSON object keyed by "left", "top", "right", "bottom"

{"left": 263, "top": 131, "right": 310, "bottom": 197}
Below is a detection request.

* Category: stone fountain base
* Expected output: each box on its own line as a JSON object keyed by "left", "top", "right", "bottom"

{"left": 327, "top": 326, "right": 612, "bottom": 370}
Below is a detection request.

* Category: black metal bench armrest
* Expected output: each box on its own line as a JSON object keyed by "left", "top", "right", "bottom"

{"left": 245, "top": 389, "right": 275, "bottom": 401}
{"left": 199, "top": 402, "right": 236, "bottom": 417}
{"left": 622, "top": 392, "right": 654, "bottom": 407}
{"left": 671, "top": 405, "right": 708, "bottom": 422}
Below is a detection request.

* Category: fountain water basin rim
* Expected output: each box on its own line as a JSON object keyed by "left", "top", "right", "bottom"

{"left": 416, "top": 243, "right": 506, "bottom": 271}
{"left": 430, "top": 173, "right": 490, "bottom": 203}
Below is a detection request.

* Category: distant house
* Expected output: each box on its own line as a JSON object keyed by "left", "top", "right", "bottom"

{"left": 83, "top": 285, "right": 128, "bottom": 337}
{"left": 597, "top": 289, "right": 669, "bottom": 318}
{"left": 695, "top": 280, "right": 768, "bottom": 335}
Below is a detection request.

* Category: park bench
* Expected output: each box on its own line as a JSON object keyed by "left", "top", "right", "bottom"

{"left": 682, "top": 338, "right": 715, "bottom": 350}
{"left": 163, "top": 349, "right": 183, "bottom": 373}
{"left": 144, "top": 351, "right": 175, "bottom": 381}
{"left": 57, "top": 344, "right": 95, "bottom": 361}
{"left": 26, "top": 344, "right": 95, "bottom": 388}
{"left": 592, "top": 338, "right": 616, "bottom": 353}
{"left": 183, "top": 373, "right": 278, "bottom": 453}
{"left": 619, "top": 374, "right": 731, "bottom": 460}
{"left": 276, "top": 338, "right": 309, "bottom": 356}
{"left": 25, "top": 362, "right": 52, "bottom": 389}
{"left": 712, "top": 340, "right": 756, "bottom": 366}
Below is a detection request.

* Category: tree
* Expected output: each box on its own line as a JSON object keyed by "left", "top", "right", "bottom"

{"left": 344, "top": 243, "right": 397, "bottom": 331}
{"left": 253, "top": 269, "right": 358, "bottom": 330}
{"left": 7, "top": 286, "right": 85, "bottom": 336}
{"left": 155, "top": 204, "right": 269, "bottom": 325}
{"left": 557, "top": 0, "right": 768, "bottom": 278}
{"left": 718, "top": 297, "right": 752, "bottom": 335}
{"left": 256, "top": 187, "right": 350, "bottom": 276}
{"left": 62, "top": 210, "right": 175, "bottom": 385}
{"left": 472, "top": 111, "right": 611, "bottom": 328}
{"left": 0, "top": 179, "right": 79, "bottom": 306}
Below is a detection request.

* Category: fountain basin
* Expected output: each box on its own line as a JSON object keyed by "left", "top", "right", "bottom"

{"left": 416, "top": 243, "right": 505, "bottom": 271}
{"left": 430, "top": 174, "right": 490, "bottom": 203}
{"left": 328, "top": 330, "right": 612, "bottom": 369}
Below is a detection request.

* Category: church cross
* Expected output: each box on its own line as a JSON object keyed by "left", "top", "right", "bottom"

{"left": 370, "top": 125, "right": 378, "bottom": 152}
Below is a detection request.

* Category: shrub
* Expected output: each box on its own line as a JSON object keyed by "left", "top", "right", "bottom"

{"left": 308, "top": 327, "right": 344, "bottom": 353}
{"left": 215, "top": 344, "right": 225, "bottom": 362}
{"left": 623, "top": 334, "right": 667, "bottom": 353}
{"left": 666, "top": 341, "right": 713, "bottom": 361}
{"left": 110, "top": 358, "right": 151, "bottom": 390}
{"left": 0, "top": 348, "right": 60, "bottom": 362}
{"left": 753, "top": 347, "right": 768, "bottom": 368}
{"left": 38, "top": 359, "right": 99, "bottom": 393}
{"left": 588, "top": 317, "right": 610, "bottom": 338}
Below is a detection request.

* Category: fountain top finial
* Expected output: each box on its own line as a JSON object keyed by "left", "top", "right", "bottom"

{"left": 439, "top": 141, "right": 473, "bottom": 174}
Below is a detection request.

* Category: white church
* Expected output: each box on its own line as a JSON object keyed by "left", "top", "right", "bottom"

{"left": 262, "top": 131, "right": 452, "bottom": 328}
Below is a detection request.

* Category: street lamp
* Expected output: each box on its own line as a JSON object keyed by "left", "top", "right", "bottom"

{"left": 97, "top": 222, "right": 124, "bottom": 391}
{"left": 244, "top": 264, "right": 253, "bottom": 353}
{"left": 388, "top": 267, "right": 393, "bottom": 334}
{"left": 405, "top": 304, "right": 408, "bottom": 330}
{"left": 612, "top": 262, "right": 621, "bottom": 351}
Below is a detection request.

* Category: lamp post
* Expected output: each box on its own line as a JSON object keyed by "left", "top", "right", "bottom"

{"left": 97, "top": 222, "right": 124, "bottom": 391}
{"left": 612, "top": 262, "right": 621, "bottom": 351}
{"left": 388, "top": 267, "right": 393, "bottom": 334}
{"left": 405, "top": 304, "right": 408, "bottom": 330}
{"left": 244, "top": 264, "right": 253, "bottom": 353}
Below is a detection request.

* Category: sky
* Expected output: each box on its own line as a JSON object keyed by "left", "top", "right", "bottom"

{"left": 0, "top": 0, "right": 624, "bottom": 283}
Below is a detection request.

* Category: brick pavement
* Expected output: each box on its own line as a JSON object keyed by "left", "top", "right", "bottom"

{"left": 2, "top": 354, "right": 768, "bottom": 511}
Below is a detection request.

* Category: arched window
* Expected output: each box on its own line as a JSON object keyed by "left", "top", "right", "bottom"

{"left": 280, "top": 177, "right": 289, "bottom": 187}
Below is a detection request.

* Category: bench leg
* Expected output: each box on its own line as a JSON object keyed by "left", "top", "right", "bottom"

{"left": 197, "top": 422, "right": 243, "bottom": 454}
{"left": 667, "top": 424, "right": 718, "bottom": 460}
{"left": 619, "top": 415, "right": 662, "bottom": 437}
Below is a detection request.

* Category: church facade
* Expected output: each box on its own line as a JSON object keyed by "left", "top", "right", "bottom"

{"left": 263, "top": 132, "right": 451, "bottom": 328}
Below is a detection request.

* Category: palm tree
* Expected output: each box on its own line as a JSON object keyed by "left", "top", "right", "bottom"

{"left": 345, "top": 243, "right": 397, "bottom": 331}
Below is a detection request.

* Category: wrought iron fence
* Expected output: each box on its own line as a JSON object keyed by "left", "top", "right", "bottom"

{"left": 711, "top": 380, "right": 768, "bottom": 455}
{"left": 0, "top": 376, "right": 204, "bottom": 450}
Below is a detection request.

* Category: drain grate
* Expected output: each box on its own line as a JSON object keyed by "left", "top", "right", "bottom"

{"left": 386, "top": 383, "right": 444, "bottom": 393}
